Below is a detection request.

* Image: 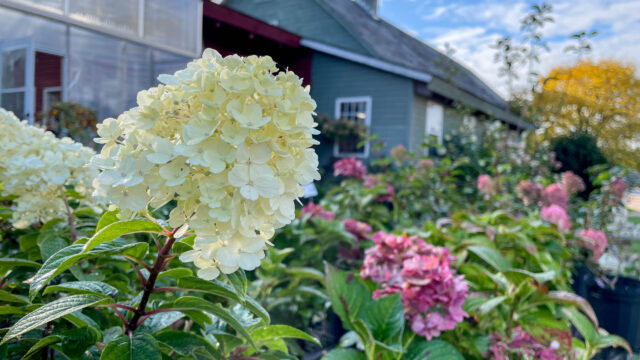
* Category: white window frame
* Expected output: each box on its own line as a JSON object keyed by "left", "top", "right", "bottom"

{"left": 42, "top": 85, "right": 62, "bottom": 112}
{"left": 425, "top": 100, "right": 444, "bottom": 145}
{"left": 333, "top": 96, "right": 372, "bottom": 158}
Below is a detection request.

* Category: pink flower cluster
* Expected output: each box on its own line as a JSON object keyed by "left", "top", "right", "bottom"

{"left": 541, "top": 184, "right": 568, "bottom": 209}
{"left": 516, "top": 180, "right": 544, "bottom": 206}
{"left": 360, "top": 232, "right": 468, "bottom": 340}
{"left": 477, "top": 174, "right": 496, "bottom": 196}
{"left": 490, "top": 326, "right": 561, "bottom": 360}
{"left": 363, "top": 175, "right": 395, "bottom": 203}
{"left": 561, "top": 171, "right": 585, "bottom": 195}
{"left": 579, "top": 229, "right": 608, "bottom": 262}
{"left": 299, "top": 202, "right": 336, "bottom": 221}
{"left": 342, "top": 219, "right": 372, "bottom": 241}
{"left": 540, "top": 205, "right": 571, "bottom": 232}
{"left": 605, "top": 178, "right": 627, "bottom": 204}
{"left": 333, "top": 157, "right": 367, "bottom": 180}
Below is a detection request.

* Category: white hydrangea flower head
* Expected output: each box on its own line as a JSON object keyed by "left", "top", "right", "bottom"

{"left": 0, "top": 108, "right": 97, "bottom": 228}
{"left": 92, "top": 49, "right": 321, "bottom": 279}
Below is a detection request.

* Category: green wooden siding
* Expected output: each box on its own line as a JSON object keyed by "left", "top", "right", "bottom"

{"left": 410, "top": 95, "right": 466, "bottom": 152}
{"left": 311, "top": 52, "right": 413, "bottom": 160}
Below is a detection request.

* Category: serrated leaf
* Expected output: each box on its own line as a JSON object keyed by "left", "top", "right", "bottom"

{"left": 225, "top": 270, "right": 247, "bottom": 301}
{"left": 0, "top": 258, "right": 40, "bottom": 268}
{"left": 541, "top": 291, "right": 599, "bottom": 328}
{"left": 467, "top": 245, "right": 511, "bottom": 272}
{"left": 361, "top": 293, "right": 404, "bottom": 346}
{"left": 285, "top": 267, "right": 325, "bottom": 284}
{"left": 96, "top": 210, "right": 120, "bottom": 231}
{"left": 592, "top": 334, "right": 632, "bottom": 353}
{"left": 251, "top": 324, "right": 321, "bottom": 346}
{"left": 503, "top": 269, "right": 555, "bottom": 286}
{"left": 82, "top": 219, "right": 163, "bottom": 253}
{"left": 21, "top": 335, "right": 63, "bottom": 359}
{"left": 177, "top": 277, "right": 269, "bottom": 325}
{"left": 562, "top": 307, "right": 597, "bottom": 343}
{"left": 321, "top": 348, "right": 364, "bottom": 360}
{"left": 172, "top": 296, "right": 256, "bottom": 349}
{"left": 1, "top": 294, "right": 111, "bottom": 345}
{"left": 0, "top": 290, "right": 29, "bottom": 304}
{"left": 100, "top": 333, "right": 161, "bottom": 360}
{"left": 477, "top": 296, "right": 507, "bottom": 315}
{"left": 158, "top": 267, "right": 193, "bottom": 280}
{"left": 154, "top": 330, "right": 223, "bottom": 359}
{"left": 324, "top": 264, "right": 372, "bottom": 329}
{"left": 404, "top": 338, "right": 464, "bottom": 360}
{"left": 28, "top": 241, "right": 148, "bottom": 299}
{"left": 43, "top": 281, "right": 118, "bottom": 297}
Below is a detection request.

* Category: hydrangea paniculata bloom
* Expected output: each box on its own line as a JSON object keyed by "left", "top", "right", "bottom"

{"left": 604, "top": 178, "right": 627, "bottom": 205}
{"left": 333, "top": 157, "right": 367, "bottom": 180}
{"left": 342, "top": 219, "right": 372, "bottom": 241}
{"left": 541, "top": 184, "right": 568, "bottom": 209}
{"left": 578, "top": 228, "right": 607, "bottom": 262}
{"left": 540, "top": 205, "right": 571, "bottom": 232}
{"left": 92, "top": 50, "right": 321, "bottom": 280}
{"left": 516, "top": 180, "right": 543, "bottom": 206}
{"left": 299, "top": 201, "right": 335, "bottom": 221}
{"left": 360, "top": 232, "right": 468, "bottom": 340}
{"left": 561, "top": 171, "right": 585, "bottom": 195}
{"left": 363, "top": 174, "right": 395, "bottom": 203}
{"left": 0, "top": 108, "right": 97, "bottom": 228}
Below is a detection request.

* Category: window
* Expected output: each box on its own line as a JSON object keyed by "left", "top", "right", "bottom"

{"left": 425, "top": 101, "right": 444, "bottom": 144}
{"left": 334, "top": 96, "right": 372, "bottom": 158}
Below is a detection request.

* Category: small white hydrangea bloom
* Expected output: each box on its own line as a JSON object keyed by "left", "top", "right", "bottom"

{"left": 92, "top": 50, "right": 321, "bottom": 279}
{"left": 0, "top": 108, "right": 97, "bottom": 228}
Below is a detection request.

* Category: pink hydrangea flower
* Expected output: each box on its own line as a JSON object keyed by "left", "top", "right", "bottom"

{"left": 540, "top": 205, "right": 571, "bottom": 232}
{"left": 490, "top": 326, "right": 562, "bottom": 360}
{"left": 360, "top": 232, "right": 469, "bottom": 340}
{"left": 516, "top": 180, "right": 543, "bottom": 206}
{"left": 579, "top": 229, "right": 608, "bottom": 262}
{"left": 541, "top": 184, "right": 568, "bottom": 209}
{"left": 342, "top": 219, "right": 372, "bottom": 241}
{"left": 477, "top": 174, "right": 495, "bottom": 196}
{"left": 333, "top": 157, "right": 367, "bottom": 180}
{"left": 607, "top": 178, "right": 627, "bottom": 204}
{"left": 299, "top": 202, "right": 335, "bottom": 221}
{"left": 561, "top": 171, "right": 585, "bottom": 195}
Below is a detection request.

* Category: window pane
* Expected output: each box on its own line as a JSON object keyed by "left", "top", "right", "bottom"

{"left": 1, "top": 91, "right": 25, "bottom": 119}
{"left": 2, "top": 48, "right": 26, "bottom": 89}
{"left": 145, "top": 0, "right": 198, "bottom": 53}
{"left": 9, "top": 0, "right": 63, "bottom": 14}
{"left": 68, "top": 0, "right": 139, "bottom": 35}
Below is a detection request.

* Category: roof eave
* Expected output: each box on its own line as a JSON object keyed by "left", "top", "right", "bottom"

{"left": 301, "top": 38, "right": 432, "bottom": 82}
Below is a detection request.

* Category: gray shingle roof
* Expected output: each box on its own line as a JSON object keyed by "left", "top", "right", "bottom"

{"left": 315, "top": 0, "right": 508, "bottom": 109}
{"left": 224, "top": 0, "right": 511, "bottom": 111}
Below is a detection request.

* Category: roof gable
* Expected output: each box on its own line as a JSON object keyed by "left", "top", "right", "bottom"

{"left": 224, "top": 0, "right": 372, "bottom": 56}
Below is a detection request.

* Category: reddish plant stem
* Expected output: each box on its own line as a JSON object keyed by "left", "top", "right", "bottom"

{"left": 60, "top": 187, "right": 77, "bottom": 242}
{"left": 125, "top": 230, "right": 177, "bottom": 334}
{"left": 136, "top": 308, "right": 177, "bottom": 327}
{"left": 131, "top": 263, "right": 147, "bottom": 287}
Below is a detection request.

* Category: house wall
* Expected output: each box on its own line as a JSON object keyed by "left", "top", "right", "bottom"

{"left": 311, "top": 52, "right": 413, "bottom": 163}
{"left": 410, "top": 95, "right": 463, "bottom": 152}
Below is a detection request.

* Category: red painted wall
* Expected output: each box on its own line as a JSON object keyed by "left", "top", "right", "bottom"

{"left": 202, "top": 4, "right": 313, "bottom": 87}
{"left": 34, "top": 51, "right": 62, "bottom": 120}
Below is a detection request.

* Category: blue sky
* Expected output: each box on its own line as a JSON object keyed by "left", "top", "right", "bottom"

{"left": 377, "top": 0, "right": 640, "bottom": 97}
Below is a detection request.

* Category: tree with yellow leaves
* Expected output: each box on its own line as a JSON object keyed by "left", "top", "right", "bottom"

{"left": 534, "top": 59, "right": 640, "bottom": 169}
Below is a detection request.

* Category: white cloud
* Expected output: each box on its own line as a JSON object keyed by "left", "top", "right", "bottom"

{"left": 398, "top": 0, "right": 640, "bottom": 98}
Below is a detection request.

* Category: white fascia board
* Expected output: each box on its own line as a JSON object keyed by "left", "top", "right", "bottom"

{"left": 301, "top": 38, "right": 432, "bottom": 83}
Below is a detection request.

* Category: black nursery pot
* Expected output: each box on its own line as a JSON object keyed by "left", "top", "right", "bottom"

{"left": 586, "top": 275, "right": 640, "bottom": 352}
